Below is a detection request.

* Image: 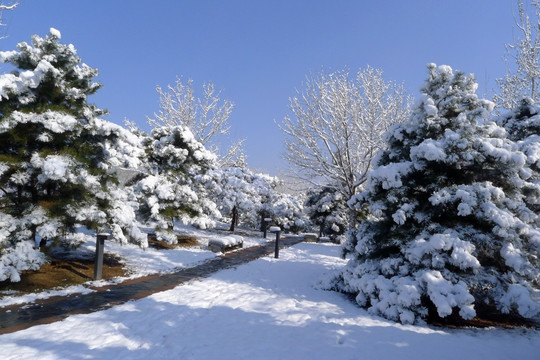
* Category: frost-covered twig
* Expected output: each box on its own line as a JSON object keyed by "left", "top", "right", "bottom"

{"left": 147, "top": 77, "right": 243, "bottom": 167}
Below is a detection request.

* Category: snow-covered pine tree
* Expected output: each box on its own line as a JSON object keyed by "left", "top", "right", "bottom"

{"left": 304, "top": 186, "right": 348, "bottom": 241}
{"left": 0, "top": 29, "right": 145, "bottom": 282}
{"left": 330, "top": 64, "right": 540, "bottom": 324}
{"left": 88, "top": 118, "right": 147, "bottom": 246}
{"left": 134, "top": 124, "right": 218, "bottom": 243}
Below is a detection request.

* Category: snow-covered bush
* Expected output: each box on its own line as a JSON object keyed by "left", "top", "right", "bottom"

{"left": 0, "top": 29, "right": 147, "bottom": 281}
{"left": 329, "top": 64, "right": 540, "bottom": 324}
{"left": 201, "top": 165, "right": 306, "bottom": 232}
{"left": 304, "top": 186, "right": 348, "bottom": 241}
{"left": 264, "top": 191, "right": 307, "bottom": 234}
{"left": 201, "top": 166, "right": 275, "bottom": 230}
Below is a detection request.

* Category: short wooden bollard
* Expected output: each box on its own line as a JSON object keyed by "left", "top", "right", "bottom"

{"left": 269, "top": 226, "right": 281, "bottom": 259}
{"left": 94, "top": 233, "right": 109, "bottom": 280}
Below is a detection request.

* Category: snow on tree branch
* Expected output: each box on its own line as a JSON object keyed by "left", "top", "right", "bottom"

{"left": 0, "top": 2, "right": 17, "bottom": 39}
{"left": 279, "top": 66, "right": 412, "bottom": 207}
{"left": 0, "top": 2, "right": 17, "bottom": 10}
{"left": 494, "top": 0, "right": 540, "bottom": 109}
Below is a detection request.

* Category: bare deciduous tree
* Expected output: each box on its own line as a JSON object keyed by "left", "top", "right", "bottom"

{"left": 279, "top": 66, "right": 412, "bottom": 205}
{"left": 494, "top": 0, "right": 540, "bottom": 109}
{"left": 147, "top": 77, "right": 245, "bottom": 167}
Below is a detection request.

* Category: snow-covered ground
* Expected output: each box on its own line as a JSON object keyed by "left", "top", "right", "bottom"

{"left": 0, "top": 238, "right": 538, "bottom": 359}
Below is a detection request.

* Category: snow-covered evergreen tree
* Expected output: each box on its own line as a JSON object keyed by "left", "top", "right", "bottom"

{"left": 0, "top": 29, "right": 145, "bottom": 282}
{"left": 201, "top": 163, "right": 307, "bottom": 232}
{"left": 89, "top": 118, "right": 147, "bottom": 246}
{"left": 304, "top": 186, "right": 348, "bottom": 241}
{"left": 134, "top": 124, "right": 218, "bottom": 243}
{"left": 329, "top": 64, "right": 540, "bottom": 324}
{"left": 497, "top": 98, "right": 540, "bottom": 212}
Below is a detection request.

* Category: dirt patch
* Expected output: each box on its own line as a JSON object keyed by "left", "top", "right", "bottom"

{"left": 426, "top": 301, "right": 540, "bottom": 330}
{"left": 0, "top": 254, "right": 126, "bottom": 296}
{"left": 432, "top": 317, "right": 540, "bottom": 329}
{"left": 429, "top": 314, "right": 539, "bottom": 329}
{"left": 1, "top": 233, "right": 200, "bottom": 298}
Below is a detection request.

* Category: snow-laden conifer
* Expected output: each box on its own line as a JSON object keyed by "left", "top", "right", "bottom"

{"left": 329, "top": 64, "right": 540, "bottom": 324}
{"left": 304, "top": 186, "right": 348, "bottom": 242}
{"left": 134, "top": 125, "right": 219, "bottom": 243}
{"left": 0, "top": 29, "right": 145, "bottom": 281}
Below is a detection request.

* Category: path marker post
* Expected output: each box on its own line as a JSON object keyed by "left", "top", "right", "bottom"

{"left": 263, "top": 218, "right": 272, "bottom": 239}
{"left": 269, "top": 226, "right": 281, "bottom": 258}
{"left": 94, "top": 233, "right": 109, "bottom": 280}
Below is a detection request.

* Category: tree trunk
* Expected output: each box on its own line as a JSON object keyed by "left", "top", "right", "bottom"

{"left": 260, "top": 212, "right": 269, "bottom": 232}
{"left": 30, "top": 178, "right": 38, "bottom": 203}
{"left": 31, "top": 225, "right": 37, "bottom": 245}
{"left": 229, "top": 206, "right": 238, "bottom": 232}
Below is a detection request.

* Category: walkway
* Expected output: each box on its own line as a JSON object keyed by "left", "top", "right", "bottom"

{"left": 0, "top": 236, "right": 304, "bottom": 335}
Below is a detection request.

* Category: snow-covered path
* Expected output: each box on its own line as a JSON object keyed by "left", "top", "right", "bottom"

{"left": 0, "top": 242, "right": 538, "bottom": 360}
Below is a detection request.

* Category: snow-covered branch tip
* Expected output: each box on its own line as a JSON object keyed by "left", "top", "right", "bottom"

{"left": 0, "top": 2, "right": 18, "bottom": 39}
{"left": 0, "top": 2, "right": 18, "bottom": 11}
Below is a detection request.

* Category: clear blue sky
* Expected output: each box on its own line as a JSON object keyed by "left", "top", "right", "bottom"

{"left": 0, "top": 0, "right": 520, "bottom": 175}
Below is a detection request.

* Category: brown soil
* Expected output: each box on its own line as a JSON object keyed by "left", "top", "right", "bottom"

{"left": 429, "top": 314, "right": 539, "bottom": 329}
{"left": 0, "top": 234, "right": 199, "bottom": 298}
{"left": 0, "top": 253, "right": 126, "bottom": 296}
{"left": 426, "top": 302, "right": 540, "bottom": 330}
